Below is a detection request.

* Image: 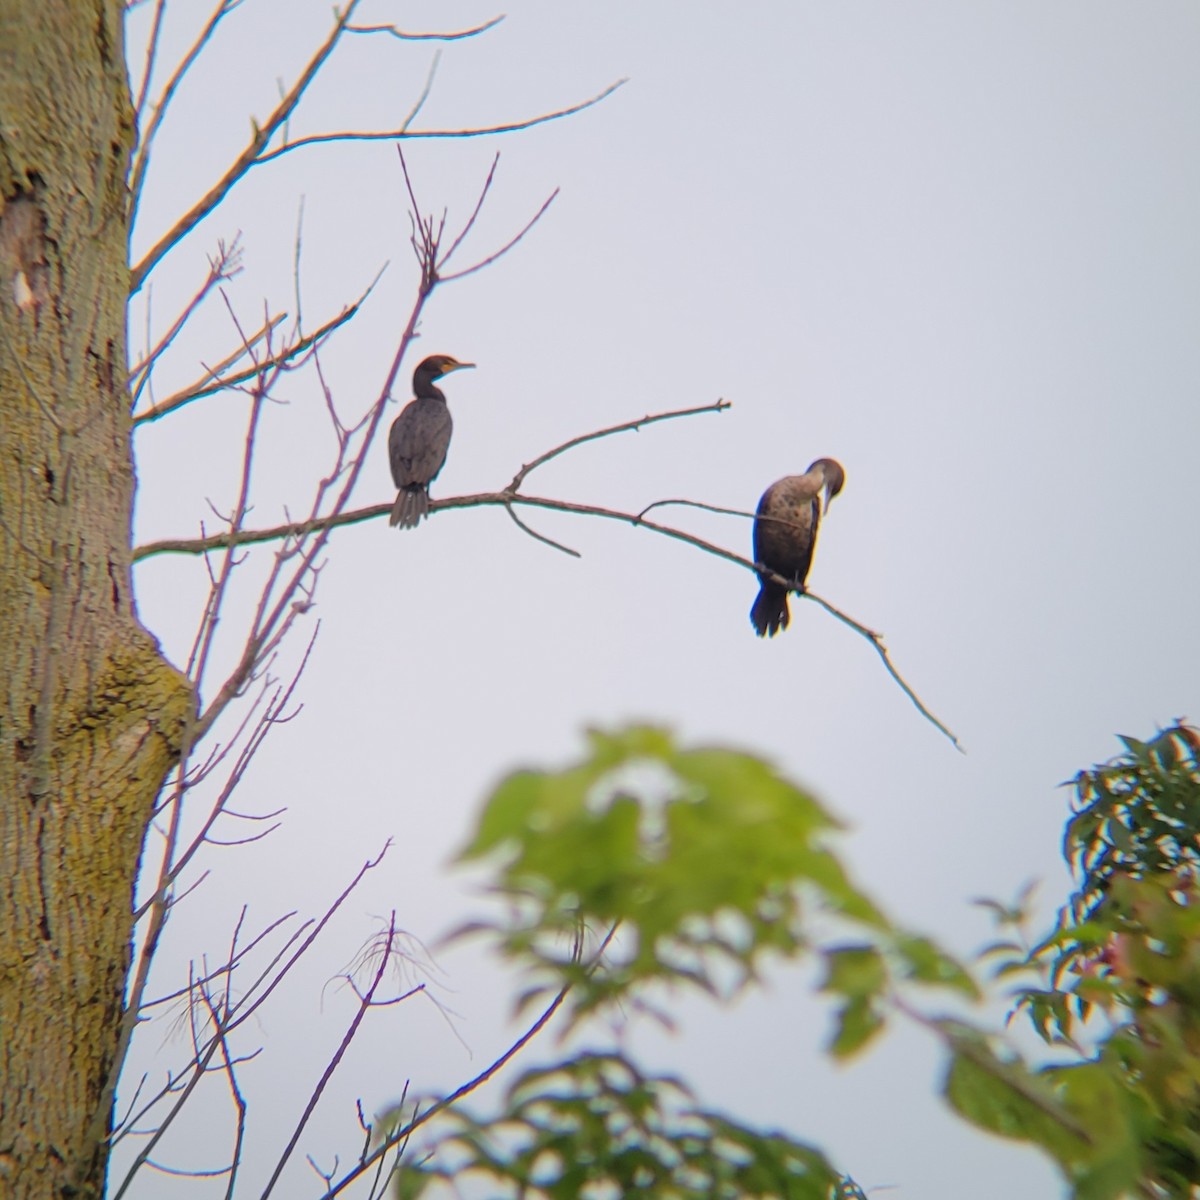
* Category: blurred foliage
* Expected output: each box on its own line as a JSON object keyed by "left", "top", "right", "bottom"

{"left": 390, "top": 722, "right": 1200, "bottom": 1200}
{"left": 395, "top": 1051, "right": 848, "bottom": 1200}
{"left": 454, "top": 725, "right": 973, "bottom": 1036}
{"left": 963, "top": 721, "right": 1200, "bottom": 1199}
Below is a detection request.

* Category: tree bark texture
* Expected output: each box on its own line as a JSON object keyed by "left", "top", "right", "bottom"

{"left": 0, "top": 3, "right": 194, "bottom": 1197}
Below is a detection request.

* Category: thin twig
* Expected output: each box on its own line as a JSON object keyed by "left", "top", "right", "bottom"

{"left": 804, "top": 593, "right": 962, "bottom": 751}
{"left": 326, "top": 992, "right": 570, "bottom": 1197}
{"left": 112, "top": 849, "right": 390, "bottom": 1194}
{"left": 318, "top": 926, "right": 620, "bottom": 1200}
{"left": 637, "top": 496, "right": 756, "bottom": 522}
{"left": 437, "top": 189, "right": 559, "bottom": 284}
{"left": 253, "top": 80, "right": 628, "bottom": 168}
{"left": 128, "top": 0, "right": 242, "bottom": 224}
{"left": 197, "top": 984, "right": 247, "bottom": 1200}
{"left": 132, "top": 0, "right": 169, "bottom": 139}
{"left": 128, "top": 238, "right": 244, "bottom": 403}
{"left": 132, "top": 293, "right": 371, "bottom": 424}
{"left": 130, "top": 0, "right": 365, "bottom": 293}
{"left": 344, "top": 15, "right": 504, "bottom": 41}
{"left": 504, "top": 503, "right": 581, "bottom": 557}
{"left": 439, "top": 155, "right": 500, "bottom": 270}
{"left": 259, "top": 917, "right": 404, "bottom": 1198}
{"left": 508, "top": 400, "right": 731, "bottom": 492}
{"left": 132, "top": 310, "right": 285, "bottom": 423}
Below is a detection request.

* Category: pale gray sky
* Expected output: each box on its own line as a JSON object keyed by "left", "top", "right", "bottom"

{"left": 122, "top": 3, "right": 1200, "bottom": 1197}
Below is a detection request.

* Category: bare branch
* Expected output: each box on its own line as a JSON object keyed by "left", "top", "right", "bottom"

{"left": 132, "top": 310, "right": 285, "bottom": 422}
{"left": 111, "top": 850, "right": 390, "bottom": 1195}
{"left": 131, "top": 482, "right": 955, "bottom": 753}
{"left": 259, "top": 916, "right": 403, "bottom": 1198}
{"left": 637, "top": 496, "right": 757, "bottom": 522}
{"left": 130, "top": 0, "right": 365, "bottom": 293}
{"left": 253, "top": 80, "right": 628, "bottom": 167}
{"left": 141, "top": 911, "right": 298, "bottom": 1010}
{"left": 322, "top": 990, "right": 570, "bottom": 1198}
{"left": 128, "top": 0, "right": 243, "bottom": 223}
{"left": 133, "top": 286, "right": 374, "bottom": 425}
{"left": 344, "top": 15, "right": 505, "bottom": 42}
{"left": 128, "top": 237, "right": 244, "bottom": 404}
{"left": 196, "top": 984, "right": 247, "bottom": 1200}
{"left": 504, "top": 503, "right": 581, "bottom": 557}
{"left": 131, "top": 0, "right": 169, "bottom": 133}
{"left": 437, "top": 187, "right": 560, "bottom": 284}
{"left": 803, "top": 592, "right": 963, "bottom": 752}
{"left": 439, "top": 154, "right": 500, "bottom": 270}
{"left": 133, "top": 490, "right": 960, "bottom": 747}
{"left": 507, "top": 400, "right": 731, "bottom": 492}
{"left": 320, "top": 927, "right": 618, "bottom": 1199}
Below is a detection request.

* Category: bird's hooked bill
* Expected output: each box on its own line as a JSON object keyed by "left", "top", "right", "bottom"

{"left": 444, "top": 360, "right": 475, "bottom": 373}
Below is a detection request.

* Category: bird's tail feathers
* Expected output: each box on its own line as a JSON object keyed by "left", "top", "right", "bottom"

{"left": 750, "top": 582, "right": 790, "bottom": 638}
{"left": 390, "top": 486, "right": 429, "bottom": 529}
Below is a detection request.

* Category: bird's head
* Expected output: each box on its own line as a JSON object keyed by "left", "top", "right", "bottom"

{"left": 808, "top": 458, "right": 846, "bottom": 515}
{"left": 418, "top": 354, "right": 475, "bottom": 381}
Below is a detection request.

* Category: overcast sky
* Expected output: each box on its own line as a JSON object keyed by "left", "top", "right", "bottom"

{"left": 120, "top": 3, "right": 1200, "bottom": 1197}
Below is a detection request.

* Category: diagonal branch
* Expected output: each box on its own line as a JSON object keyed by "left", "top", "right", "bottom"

{"left": 259, "top": 916, "right": 408, "bottom": 1199}
{"left": 128, "top": 0, "right": 243, "bottom": 223}
{"left": 132, "top": 293, "right": 369, "bottom": 425}
{"left": 130, "top": 0, "right": 364, "bottom": 294}
{"left": 637, "top": 496, "right": 757, "bottom": 522}
{"left": 316, "top": 926, "right": 618, "bottom": 1200}
{"left": 438, "top": 188, "right": 560, "bottom": 284}
{"left": 507, "top": 400, "right": 731, "bottom": 491}
{"left": 130, "top": 0, "right": 169, "bottom": 123}
{"left": 253, "top": 80, "right": 629, "bottom": 167}
{"left": 132, "top": 489, "right": 961, "bottom": 750}
{"left": 344, "top": 15, "right": 505, "bottom": 42}
{"left": 128, "top": 237, "right": 244, "bottom": 403}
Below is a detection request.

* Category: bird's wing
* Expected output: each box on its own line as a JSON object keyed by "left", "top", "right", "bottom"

{"left": 753, "top": 478, "right": 818, "bottom": 587}
{"left": 752, "top": 483, "right": 776, "bottom": 566}
{"left": 389, "top": 400, "right": 453, "bottom": 487}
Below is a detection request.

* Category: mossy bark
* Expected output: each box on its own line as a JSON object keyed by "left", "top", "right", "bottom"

{"left": 0, "top": 3, "right": 195, "bottom": 1196}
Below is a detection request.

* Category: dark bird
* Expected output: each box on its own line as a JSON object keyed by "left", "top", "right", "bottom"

{"left": 388, "top": 354, "right": 475, "bottom": 529}
{"left": 750, "top": 458, "right": 845, "bottom": 638}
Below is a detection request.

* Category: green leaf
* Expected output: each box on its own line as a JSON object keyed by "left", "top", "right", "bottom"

{"left": 894, "top": 934, "right": 978, "bottom": 996}
{"left": 829, "top": 995, "right": 885, "bottom": 1059}
{"left": 821, "top": 945, "right": 886, "bottom": 999}
{"left": 403, "top": 1051, "right": 847, "bottom": 1199}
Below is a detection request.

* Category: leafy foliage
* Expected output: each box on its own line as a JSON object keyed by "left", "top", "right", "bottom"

{"left": 956, "top": 722, "right": 1200, "bottom": 1199}
{"left": 403, "top": 723, "right": 1200, "bottom": 1200}
{"left": 454, "top": 726, "right": 973, "bottom": 1033}
{"left": 1064, "top": 722, "right": 1200, "bottom": 922}
{"left": 395, "top": 1052, "right": 850, "bottom": 1200}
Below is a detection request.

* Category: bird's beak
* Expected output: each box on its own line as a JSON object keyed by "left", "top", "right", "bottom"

{"left": 446, "top": 360, "right": 476, "bottom": 374}
{"left": 823, "top": 486, "right": 837, "bottom": 515}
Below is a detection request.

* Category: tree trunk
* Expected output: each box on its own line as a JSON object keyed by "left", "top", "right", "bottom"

{"left": 0, "top": 3, "right": 194, "bottom": 1197}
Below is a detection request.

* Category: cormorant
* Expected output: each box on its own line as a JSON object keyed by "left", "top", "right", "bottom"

{"left": 388, "top": 354, "right": 475, "bottom": 529}
{"left": 750, "top": 458, "right": 845, "bottom": 638}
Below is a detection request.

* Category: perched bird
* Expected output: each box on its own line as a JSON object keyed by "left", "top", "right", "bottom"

{"left": 388, "top": 354, "right": 475, "bottom": 529}
{"left": 750, "top": 458, "right": 845, "bottom": 638}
